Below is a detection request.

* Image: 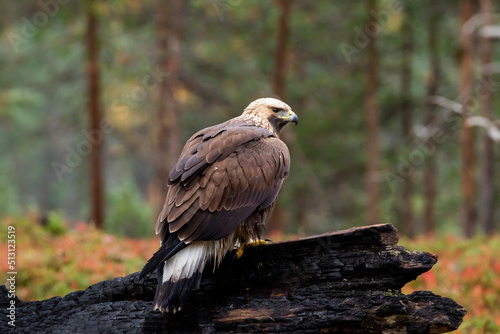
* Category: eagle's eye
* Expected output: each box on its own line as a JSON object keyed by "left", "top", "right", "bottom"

{"left": 272, "top": 107, "right": 280, "bottom": 113}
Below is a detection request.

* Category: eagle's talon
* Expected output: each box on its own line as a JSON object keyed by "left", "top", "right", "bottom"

{"left": 235, "top": 239, "right": 270, "bottom": 259}
{"left": 236, "top": 246, "right": 245, "bottom": 259}
{"left": 250, "top": 239, "right": 270, "bottom": 247}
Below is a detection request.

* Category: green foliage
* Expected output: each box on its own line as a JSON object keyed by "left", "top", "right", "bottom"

{"left": 106, "top": 178, "right": 154, "bottom": 238}
{"left": 0, "top": 171, "right": 20, "bottom": 215}
{"left": 45, "top": 211, "right": 67, "bottom": 236}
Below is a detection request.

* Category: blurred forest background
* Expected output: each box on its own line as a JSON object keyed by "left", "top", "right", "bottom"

{"left": 2, "top": 0, "right": 500, "bottom": 239}
{"left": 2, "top": 1, "right": 500, "bottom": 331}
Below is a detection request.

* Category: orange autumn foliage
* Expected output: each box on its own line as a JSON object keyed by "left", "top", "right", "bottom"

{"left": 401, "top": 234, "right": 500, "bottom": 333}
{"left": 1, "top": 216, "right": 158, "bottom": 302}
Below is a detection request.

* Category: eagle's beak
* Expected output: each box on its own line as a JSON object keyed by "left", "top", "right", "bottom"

{"left": 286, "top": 111, "right": 298, "bottom": 125}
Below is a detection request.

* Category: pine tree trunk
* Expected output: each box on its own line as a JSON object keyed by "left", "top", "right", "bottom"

{"left": 478, "top": 0, "right": 494, "bottom": 235}
{"left": 272, "top": 0, "right": 290, "bottom": 100}
{"left": 400, "top": 3, "right": 414, "bottom": 237}
{"left": 366, "top": 0, "right": 380, "bottom": 225}
{"left": 423, "top": 6, "right": 440, "bottom": 235}
{"left": 153, "top": 0, "right": 184, "bottom": 211}
{"left": 269, "top": 0, "right": 292, "bottom": 233}
{"left": 460, "top": 0, "right": 476, "bottom": 238}
{"left": 85, "top": 0, "right": 104, "bottom": 229}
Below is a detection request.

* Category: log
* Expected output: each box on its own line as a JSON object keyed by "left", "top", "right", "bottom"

{"left": 0, "top": 224, "right": 466, "bottom": 333}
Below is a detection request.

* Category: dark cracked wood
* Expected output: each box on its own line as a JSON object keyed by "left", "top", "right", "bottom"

{"left": 0, "top": 223, "right": 466, "bottom": 333}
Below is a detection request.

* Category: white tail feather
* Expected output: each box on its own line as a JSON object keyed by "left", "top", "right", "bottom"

{"left": 162, "top": 242, "right": 207, "bottom": 283}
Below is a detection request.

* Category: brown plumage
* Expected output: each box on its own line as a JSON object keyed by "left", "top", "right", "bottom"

{"left": 140, "top": 97, "right": 298, "bottom": 313}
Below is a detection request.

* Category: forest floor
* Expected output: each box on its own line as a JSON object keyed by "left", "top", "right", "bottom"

{"left": 1, "top": 215, "right": 499, "bottom": 333}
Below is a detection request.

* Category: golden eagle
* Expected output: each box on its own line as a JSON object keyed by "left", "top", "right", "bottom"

{"left": 140, "top": 98, "right": 297, "bottom": 313}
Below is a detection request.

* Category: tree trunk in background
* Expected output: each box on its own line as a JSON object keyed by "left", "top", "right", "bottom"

{"left": 460, "top": 0, "right": 476, "bottom": 238}
{"left": 152, "top": 0, "right": 184, "bottom": 211}
{"left": 423, "top": 7, "right": 440, "bottom": 235}
{"left": 269, "top": 0, "right": 291, "bottom": 233}
{"left": 479, "top": 0, "right": 494, "bottom": 235}
{"left": 400, "top": 3, "right": 414, "bottom": 237}
{"left": 85, "top": 0, "right": 104, "bottom": 229}
{"left": 366, "top": 0, "right": 380, "bottom": 225}
{"left": 273, "top": 0, "right": 291, "bottom": 99}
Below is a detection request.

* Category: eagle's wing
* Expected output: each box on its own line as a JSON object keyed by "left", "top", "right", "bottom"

{"left": 140, "top": 121, "right": 290, "bottom": 281}
{"left": 157, "top": 122, "right": 290, "bottom": 244}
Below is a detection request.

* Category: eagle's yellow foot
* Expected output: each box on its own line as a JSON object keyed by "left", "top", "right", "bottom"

{"left": 236, "top": 239, "right": 270, "bottom": 259}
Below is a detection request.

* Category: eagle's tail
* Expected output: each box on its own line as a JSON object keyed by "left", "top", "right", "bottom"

{"left": 154, "top": 242, "right": 209, "bottom": 313}
{"left": 153, "top": 235, "right": 238, "bottom": 313}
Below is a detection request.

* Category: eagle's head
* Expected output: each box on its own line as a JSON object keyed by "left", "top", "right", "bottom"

{"left": 242, "top": 97, "right": 298, "bottom": 135}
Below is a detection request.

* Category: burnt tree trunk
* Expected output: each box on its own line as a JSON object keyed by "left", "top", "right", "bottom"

{"left": 1, "top": 224, "right": 466, "bottom": 333}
